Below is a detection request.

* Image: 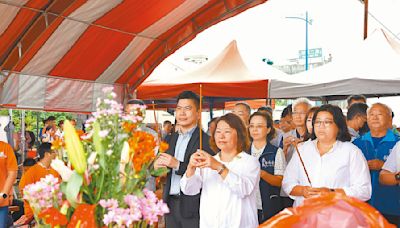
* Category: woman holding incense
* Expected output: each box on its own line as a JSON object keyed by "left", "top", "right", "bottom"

{"left": 282, "top": 104, "right": 371, "bottom": 207}
{"left": 180, "top": 113, "right": 259, "bottom": 228}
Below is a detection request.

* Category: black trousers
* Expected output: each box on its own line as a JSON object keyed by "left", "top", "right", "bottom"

{"left": 258, "top": 209, "right": 265, "bottom": 224}
{"left": 281, "top": 196, "right": 294, "bottom": 209}
{"left": 165, "top": 196, "right": 199, "bottom": 228}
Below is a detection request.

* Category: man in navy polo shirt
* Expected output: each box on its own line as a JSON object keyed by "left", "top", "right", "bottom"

{"left": 353, "top": 103, "right": 400, "bottom": 225}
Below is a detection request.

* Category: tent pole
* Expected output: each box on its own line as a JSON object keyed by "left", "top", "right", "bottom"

{"left": 36, "top": 112, "right": 40, "bottom": 143}
{"left": 20, "top": 110, "right": 26, "bottom": 164}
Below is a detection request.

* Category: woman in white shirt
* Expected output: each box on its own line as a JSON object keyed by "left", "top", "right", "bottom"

{"left": 180, "top": 113, "right": 260, "bottom": 228}
{"left": 282, "top": 104, "right": 371, "bottom": 207}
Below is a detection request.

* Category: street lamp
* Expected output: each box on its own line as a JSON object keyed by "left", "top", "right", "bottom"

{"left": 286, "top": 11, "right": 312, "bottom": 71}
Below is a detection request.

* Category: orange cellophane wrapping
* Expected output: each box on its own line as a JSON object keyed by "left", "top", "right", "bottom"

{"left": 259, "top": 193, "right": 395, "bottom": 228}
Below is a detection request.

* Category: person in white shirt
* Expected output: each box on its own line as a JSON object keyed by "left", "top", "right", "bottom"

{"left": 181, "top": 113, "right": 259, "bottom": 228}
{"left": 380, "top": 141, "right": 400, "bottom": 186}
{"left": 282, "top": 104, "right": 372, "bottom": 207}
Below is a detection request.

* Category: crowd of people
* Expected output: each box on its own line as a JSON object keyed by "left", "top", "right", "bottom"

{"left": 0, "top": 117, "right": 82, "bottom": 227}
{"left": 154, "top": 92, "right": 399, "bottom": 228}
{"left": 1, "top": 91, "right": 399, "bottom": 227}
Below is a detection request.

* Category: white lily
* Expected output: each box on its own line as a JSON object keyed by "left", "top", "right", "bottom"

{"left": 119, "top": 141, "right": 130, "bottom": 184}
{"left": 51, "top": 158, "right": 73, "bottom": 182}
{"left": 87, "top": 152, "right": 97, "bottom": 165}
{"left": 120, "top": 141, "right": 130, "bottom": 165}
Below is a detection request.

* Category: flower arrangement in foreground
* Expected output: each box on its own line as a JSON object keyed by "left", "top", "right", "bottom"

{"left": 24, "top": 87, "right": 169, "bottom": 227}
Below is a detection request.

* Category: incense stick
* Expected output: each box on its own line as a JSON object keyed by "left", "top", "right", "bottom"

{"left": 152, "top": 101, "right": 161, "bottom": 144}
{"left": 199, "top": 84, "right": 203, "bottom": 151}
{"left": 293, "top": 142, "right": 312, "bottom": 187}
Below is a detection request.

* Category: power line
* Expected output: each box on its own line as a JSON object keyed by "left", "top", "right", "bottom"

{"left": 368, "top": 11, "right": 400, "bottom": 41}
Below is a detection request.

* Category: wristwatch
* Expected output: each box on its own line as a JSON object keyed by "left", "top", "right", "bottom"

{"left": 0, "top": 192, "right": 7, "bottom": 199}
{"left": 395, "top": 172, "right": 400, "bottom": 181}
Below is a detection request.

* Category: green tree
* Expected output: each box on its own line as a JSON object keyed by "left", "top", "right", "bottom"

{"left": 0, "top": 109, "right": 75, "bottom": 138}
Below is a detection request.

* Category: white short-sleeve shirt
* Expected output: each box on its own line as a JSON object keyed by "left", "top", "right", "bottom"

{"left": 382, "top": 141, "right": 400, "bottom": 173}
{"left": 282, "top": 140, "right": 372, "bottom": 207}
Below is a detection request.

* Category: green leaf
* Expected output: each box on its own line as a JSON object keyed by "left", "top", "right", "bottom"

{"left": 66, "top": 171, "right": 83, "bottom": 208}
{"left": 150, "top": 167, "right": 169, "bottom": 177}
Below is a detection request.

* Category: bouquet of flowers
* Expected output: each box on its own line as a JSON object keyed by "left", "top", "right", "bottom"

{"left": 24, "top": 87, "right": 169, "bottom": 227}
{"left": 22, "top": 175, "right": 63, "bottom": 225}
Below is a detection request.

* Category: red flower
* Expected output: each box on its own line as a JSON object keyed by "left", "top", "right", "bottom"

{"left": 67, "top": 204, "right": 97, "bottom": 228}
{"left": 38, "top": 207, "right": 68, "bottom": 227}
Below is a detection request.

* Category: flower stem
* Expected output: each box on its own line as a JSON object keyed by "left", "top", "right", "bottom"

{"left": 95, "top": 169, "right": 105, "bottom": 202}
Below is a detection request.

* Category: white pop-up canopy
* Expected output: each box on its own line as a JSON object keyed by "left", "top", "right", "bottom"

{"left": 269, "top": 29, "right": 400, "bottom": 99}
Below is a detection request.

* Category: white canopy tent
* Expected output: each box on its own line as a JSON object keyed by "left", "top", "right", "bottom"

{"left": 269, "top": 29, "right": 400, "bottom": 99}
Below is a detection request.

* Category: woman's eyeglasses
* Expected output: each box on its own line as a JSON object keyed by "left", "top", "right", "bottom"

{"left": 314, "top": 120, "right": 334, "bottom": 127}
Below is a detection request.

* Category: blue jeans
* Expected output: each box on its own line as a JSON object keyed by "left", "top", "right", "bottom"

{"left": 0, "top": 206, "right": 9, "bottom": 228}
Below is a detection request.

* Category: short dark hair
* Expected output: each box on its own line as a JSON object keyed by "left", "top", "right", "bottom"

{"left": 47, "top": 116, "right": 56, "bottom": 121}
{"left": 58, "top": 120, "right": 64, "bottom": 127}
{"left": 249, "top": 112, "right": 276, "bottom": 141}
{"left": 163, "top": 120, "right": 172, "bottom": 125}
{"left": 257, "top": 106, "right": 273, "bottom": 115}
{"left": 38, "top": 143, "right": 53, "bottom": 159}
{"left": 311, "top": 104, "right": 351, "bottom": 142}
{"left": 346, "top": 94, "right": 366, "bottom": 106}
{"left": 43, "top": 116, "right": 56, "bottom": 124}
{"left": 177, "top": 91, "right": 200, "bottom": 110}
{"left": 347, "top": 103, "right": 368, "bottom": 120}
{"left": 23, "top": 158, "right": 37, "bottom": 167}
{"left": 210, "top": 113, "right": 250, "bottom": 153}
{"left": 281, "top": 104, "right": 292, "bottom": 118}
{"left": 235, "top": 102, "right": 251, "bottom": 115}
{"left": 127, "top": 99, "right": 145, "bottom": 106}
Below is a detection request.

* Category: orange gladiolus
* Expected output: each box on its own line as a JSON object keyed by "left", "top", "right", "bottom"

{"left": 159, "top": 141, "right": 169, "bottom": 153}
{"left": 128, "top": 131, "right": 157, "bottom": 171}
{"left": 122, "top": 122, "right": 137, "bottom": 133}
{"left": 51, "top": 138, "right": 65, "bottom": 150}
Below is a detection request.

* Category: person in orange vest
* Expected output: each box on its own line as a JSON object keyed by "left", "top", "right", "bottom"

{"left": 0, "top": 140, "right": 18, "bottom": 228}
{"left": 14, "top": 143, "right": 60, "bottom": 225}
